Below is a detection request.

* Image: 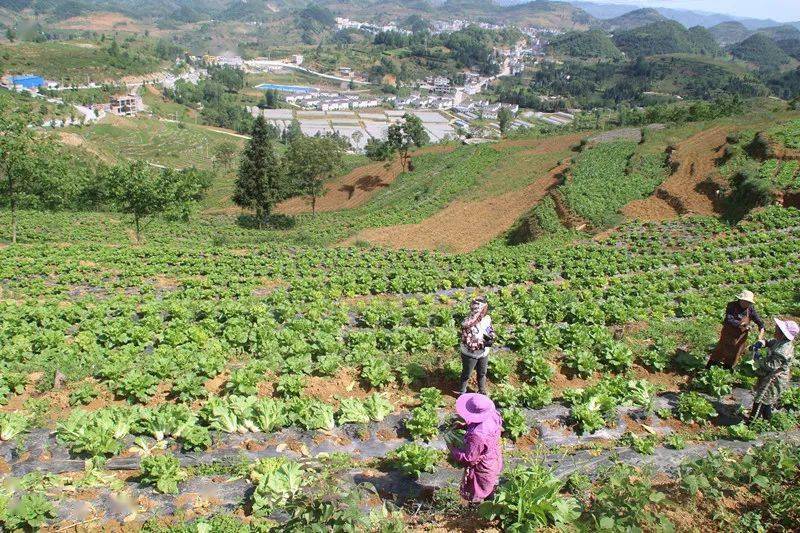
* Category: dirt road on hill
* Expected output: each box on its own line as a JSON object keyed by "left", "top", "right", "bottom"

{"left": 275, "top": 145, "right": 455, "bottom": 215}
{"left": 622, "top": 126, "right": 729, "bottom": 221}
{"left": 343, "top": 160, "right": 569, "bottom": 252}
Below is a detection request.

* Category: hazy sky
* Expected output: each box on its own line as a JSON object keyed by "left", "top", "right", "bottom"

{"left": 597, "top": 0, "right": 800, "bottom": 22}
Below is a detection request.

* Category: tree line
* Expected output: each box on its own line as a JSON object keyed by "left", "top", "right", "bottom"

{"left": 0, "top": 96, "right": 211, "bottom": 244}
{"left": 1, "top": 95, "right": 432, "bottom": 243}
{"left": 233, "top": 113, "right": 429, "bottom": 227}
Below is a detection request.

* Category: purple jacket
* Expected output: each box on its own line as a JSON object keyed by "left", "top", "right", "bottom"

{"left": 450, "top": 413, "right": 504, "bottom": 502}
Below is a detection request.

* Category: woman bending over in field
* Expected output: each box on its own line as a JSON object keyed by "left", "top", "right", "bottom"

{"left": 458, "top": 297, "right": 495, "bottom": 395}
{"left": 749, "top": 318, "right": 797, "bottom": 422}
{"left": 448, "top": 393, "right": 504, "bottom": 503}
{"left": 707, "top": 290, "right": 766, "bottom": 370}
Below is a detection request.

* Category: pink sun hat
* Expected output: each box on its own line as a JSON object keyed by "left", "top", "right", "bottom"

{"left": 775, "top": 318, "right": 799, "bottom": 341}
{"left": 456, "top": 393, "right": 497, "bottom": 424}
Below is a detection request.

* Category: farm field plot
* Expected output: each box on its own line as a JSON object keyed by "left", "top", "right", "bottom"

{"left": 1, "top": 202, "right": 799, "bottom": 530}
{"left": 74, "top": 118, "right": 245, "bottom": 170}
{"left": 0, "top": 41, "right": 164, "bottom": 83}
{"left": 70, "top": 117, "right": 246, "bottom": 208}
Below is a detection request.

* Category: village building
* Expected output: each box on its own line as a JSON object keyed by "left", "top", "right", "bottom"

{"left": 109, "top": 93, "right": 143, "bottom": 117}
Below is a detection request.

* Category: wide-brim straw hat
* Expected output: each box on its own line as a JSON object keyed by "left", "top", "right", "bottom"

{"left": 775, "top": 318, "right": 799, "bottom": 341}
{"left": 736, "top": 290, "right": 755, "bottom": 304}
{"left": 456, "top": 393, "right": 496, "bottom": 424}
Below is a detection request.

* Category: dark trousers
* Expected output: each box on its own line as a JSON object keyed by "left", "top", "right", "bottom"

{"left": 749, "top": 402, "right": 773, "bottom": 421}
{"left": 459, "top": 354, "right": 488, "bottom": 394}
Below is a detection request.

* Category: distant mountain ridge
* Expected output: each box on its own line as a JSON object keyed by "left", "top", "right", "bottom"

{"left": 498, "top": 0, "right": 800, "bottom": 30}
{"left": 599, "top": 7, "right": 665, "bottom": 31}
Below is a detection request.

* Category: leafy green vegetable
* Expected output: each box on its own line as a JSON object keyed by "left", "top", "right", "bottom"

{"left": 480, "top": 463, "right": 580, "bottom": 529}
{"left": 0, "top": 411, "right": 28, "bottom": 441}
{"left": 337, "top": 397, "right": 371, "bottom": 425}
{"left": 501, "top": 407, "right": 529, "bottom": 441}
{"left": 405, "top": 405, "right": 439, "bottom": 442}
{"left": 387, "top": 443, "right": 441, "bottom": 478}
{"left": 139, "top": 453, "right": 186, "bottom": 494}
{"left": 675, "top": 392, "right": 716, "bottom": 424}
{"left": 250, "top": 458, "right": 305, "bottom": 516}
{"left": 363, "top": 393, "right": 393, "bottom": 422}
{"left": 68, "top": 383, "right": 99, "bottom": 406}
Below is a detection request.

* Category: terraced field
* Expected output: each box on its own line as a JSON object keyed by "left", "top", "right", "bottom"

{"left": 1, "top": 203, "right": 799, "bottom": 530}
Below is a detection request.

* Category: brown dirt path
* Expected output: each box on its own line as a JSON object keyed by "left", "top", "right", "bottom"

{"left": 343, "top": 160, "right": 569, "bottom": 253}
{"left": 622, "top": 126, "right": 729, "bottom": 221}
{"left": 275, "top": 145, "right": 455, "bottom": 215}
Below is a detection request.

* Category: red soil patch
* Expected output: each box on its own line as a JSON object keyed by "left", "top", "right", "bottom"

{"left": 343, "top": 160, "right": 569, "bottom": 253}
{"left": 622, "top": 127, "right": 729, "bottom": 221}
{"left": 303, "top": 368, "right": 370, "bottom": 403}
{"left": 276, "top": 145, "right": 455, "bottom": 215}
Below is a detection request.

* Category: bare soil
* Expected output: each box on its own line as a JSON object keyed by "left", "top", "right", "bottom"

{"left": 342, "top": 161, "right": 568, "bottom": 252}
{"left": 276, "top": 145, "right": 455, "bottom": 215}
{"left": 338, "top": 133, "right": 584, "bottom": 252}
{"left": 58, "top": 132, "right": 85, "bottom": 147}
{"left": 622, "top": 127, "right": 730, "bottom": 221}
{"left": 55, "top": 13, "right": 145, "bottom": 32}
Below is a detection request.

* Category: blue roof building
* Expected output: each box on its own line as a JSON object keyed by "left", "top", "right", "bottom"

{"left": 9, "top": 75, "right": 46, "bottom": 89}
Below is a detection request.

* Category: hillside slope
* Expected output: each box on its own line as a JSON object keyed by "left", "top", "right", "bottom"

{"left": 729, "top": 33, "right": 794, "bottom": 70}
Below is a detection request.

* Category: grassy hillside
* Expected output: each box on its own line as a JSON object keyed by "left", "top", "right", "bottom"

{"left": 777, "top": 38, "right": 800, "bottom": 61}
{"left": 600, "top": 7, "right": 667, "bottom": 31}
{"left": 757, "top": 24, "right": 800, "bottom": 42}
{"left": 644, "top": 54, "right": 765, "bottom": 98}
{"left": 613, "top": 21, "right": 720, "bottom": 58}
{"left": 729, "top": 33, "right": 794, "bottom": 70}
{"left": 0, "top": 39, "right": 166, "bottom": 82}
{"left": 709, "top": 21, "right": 753, "bottom": 46}
{"left": 548, "top": 29, "right": 623, "bottom": 60}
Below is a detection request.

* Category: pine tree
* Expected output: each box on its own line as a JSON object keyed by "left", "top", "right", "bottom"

{"left": 233, "top": 117, "right": 285, "bottom": 228}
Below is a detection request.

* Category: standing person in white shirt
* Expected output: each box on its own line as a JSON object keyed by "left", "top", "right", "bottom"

{"left": 458, "top": 296, "right": 495, "bottom": 395}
